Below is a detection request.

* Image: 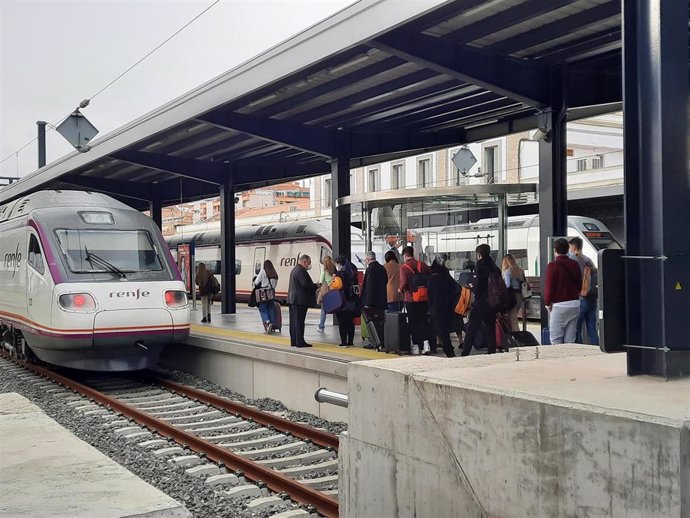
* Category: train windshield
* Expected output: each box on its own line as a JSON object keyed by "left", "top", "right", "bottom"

{"left": 583, "top": 231, "right": 622, "bottom": 251}
{"left": 55, "top": 229, "right": 164, "bottom": 273}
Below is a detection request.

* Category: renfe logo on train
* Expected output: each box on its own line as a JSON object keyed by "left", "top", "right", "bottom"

{"left": 4, "top": 243, "right": 22, "bottom": 277}
{"left": 109, "top": 289, "right": 150, "bottom": 299}
{"left": 279, "top": 254, "right": 303, "bottom": 267}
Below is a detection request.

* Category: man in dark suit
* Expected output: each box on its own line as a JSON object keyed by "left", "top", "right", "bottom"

{"left": 361, "top": 251, "right": 388, "bottom": 349}
{"left": 287, "top": 254, "right": 317, "bottom": 348}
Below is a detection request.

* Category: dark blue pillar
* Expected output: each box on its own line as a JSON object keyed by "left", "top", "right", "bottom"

{"left": 538, "top": 107, "right": 568, "bottom": 329}
{"left": 149, "top": 192, "right": 162, "bottom": 229}
{"left": 220, "top": 167, "right": 236, "bottom": 314}
{"left": 623, "top": 0, "right": 690, "bottom": 377}
{"left": 331, "top": 156, "right": 351, "bottom": 260}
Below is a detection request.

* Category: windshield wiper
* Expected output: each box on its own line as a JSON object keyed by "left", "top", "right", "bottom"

{"left": 85, "top": 247, "right": 127, "bottom": 279}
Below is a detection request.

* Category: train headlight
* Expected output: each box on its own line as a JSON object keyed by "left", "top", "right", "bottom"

{"left": 164, "top": 290, "right": 188, "bottom": 308}
{"left": 58, "top": 293, "right": 97, "bottom": 312}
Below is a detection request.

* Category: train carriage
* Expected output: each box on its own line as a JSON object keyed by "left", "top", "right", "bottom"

{"left": 0, "top": 190, "right": 190, "bottom": 371}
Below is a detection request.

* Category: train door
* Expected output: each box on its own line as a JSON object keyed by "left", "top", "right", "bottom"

{"left": 26, "top": 232, "right": 52, "bottom": 327}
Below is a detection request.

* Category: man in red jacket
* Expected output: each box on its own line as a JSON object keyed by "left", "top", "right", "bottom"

{"left": 544, "top": 238, "right": 582, "bottom": 344}
{"left": 399, "top": 246, "right": 432, "bottom": 355}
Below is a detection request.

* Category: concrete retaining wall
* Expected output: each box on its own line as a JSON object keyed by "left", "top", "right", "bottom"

{"left": 341, "top": 347, "right": 689, "bottom": 518}
{"left": 161, "top": 336, "right": 348, "bottom": 422}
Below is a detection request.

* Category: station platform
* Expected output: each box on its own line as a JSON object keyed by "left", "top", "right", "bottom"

{"left": 0, "top": 393, "right": 190, "bottom": 518}
{"left": 161, "top": 303, "right": 543, "bottom": 422}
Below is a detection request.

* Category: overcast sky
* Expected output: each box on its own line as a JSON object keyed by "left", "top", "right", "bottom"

{"left": 0, "top": 0, "right": 356, "bottom": 178}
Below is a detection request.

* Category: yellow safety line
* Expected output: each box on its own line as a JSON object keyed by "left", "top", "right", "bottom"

{"left": 190, "top": 324, "right": 392, "bottom": 360}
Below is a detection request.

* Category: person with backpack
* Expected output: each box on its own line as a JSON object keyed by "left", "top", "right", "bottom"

{"left": 569, "top": 237, "right": 599, "bottom": 345}
{"left": 254, "top": 260, "right": 279, "bottom": 333}
{"left": 330, "top": 256, "right": 357, "bottom": 347}
{"left": 428, "top": 259, "right": 460, "bottom": 357}
{"left": 399, "top": 246, "right": 432, "bottom": 355}
{"left": 545, "top": 238, "right": 583, "bottom": 344}
{"left": 195, "top": 262, "right": 214, "bottom": 323}
{"left": 460, "top": 244, "right": 504, "bottom": 356}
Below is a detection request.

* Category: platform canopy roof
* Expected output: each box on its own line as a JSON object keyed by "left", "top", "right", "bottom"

{"left": 1, "top": 0, "right": 659, "bottom": 210}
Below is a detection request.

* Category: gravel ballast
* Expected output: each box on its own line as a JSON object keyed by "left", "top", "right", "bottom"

{"left": 0, "top": 361, "right": 319, "bottom": 518}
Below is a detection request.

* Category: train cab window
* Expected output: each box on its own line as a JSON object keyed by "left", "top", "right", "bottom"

{"left": 28, "top": 234, "right": 45, "bottom": 275}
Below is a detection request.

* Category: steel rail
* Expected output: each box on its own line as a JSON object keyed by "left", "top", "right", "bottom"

{"left": 4, "top": 356, "right": 338, "bottom": 518}
{"left": 152, "top": 377, "right": 340, "bottom": 450}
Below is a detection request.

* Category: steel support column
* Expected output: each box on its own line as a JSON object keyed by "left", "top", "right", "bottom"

{"left": 220, "top": 168, "right": 236, "bottom": 314}
{"left": 331, "top": 157, "right": 351, "bottom": 260}
{"left": 538, "top": 108, "right": 568, "bottom": 328}
{"left": 149, "top": 192, "right": 162, "bottom": 229}
{"left": 622, "top": 0, "right": 690, "bottom": 377}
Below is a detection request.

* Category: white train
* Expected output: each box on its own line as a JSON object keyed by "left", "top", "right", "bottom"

{"left": 166, "top": 220, "right": 366, "bottom": 302}
{"left": 0, "top": 190, "right": 190, "bottom": 371}
{"left": 389, "top": 215, "right": 621, "bottom": 275}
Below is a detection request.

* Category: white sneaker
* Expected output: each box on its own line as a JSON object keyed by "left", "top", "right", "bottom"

{"left": 422, "top": 341, "right": 431, "bottom": 355}
{"left": 411, "top": 344, "right": 420, "bottom": 355}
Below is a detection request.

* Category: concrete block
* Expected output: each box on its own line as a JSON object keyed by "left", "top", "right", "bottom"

{"left": 217, "top": 433, "right": 288, "bottom": 449}
{"left": 138, "top": 439, "right": 168, "bottom": 449}
{"left": 152, "top": 447, "right": 185, "bottom": 458}
{"left": 114, "top": 426, "right": 144, "bottom": 436}
{"left": 168, "top": 455, "right": 202, "bottom": 467}
{"left": 204, "top": 473, "right": 239, "bottom": 487}
{"left": 163, "top": 410, "right": 222, "bottom": 424}
{"left": 269, "top": 510, "right": 310, "bottom": 518}
{"left": 279, "top": 459, "right": 338, "bottom": 477}
{"left": 83, "top": 409, "right": 108, "bottom": 416}
{"left": 177, "top": 415, "right": 242, "bottom": 430}
{"left": 245, "top": 495, "right": 284, "bottom": 510}
{"left": 239, "top": 441, "right": 306, "bottom": 460}
{"left": 257, "top": 449, "right": 333, "bottom": 469}
{"left": 185, "top": 464, "right": 220, "bottom": 477}
{"left": 223, "top": 484, "right": 262, "bottom": 499}
{"left": 300, "top": 474, "right": 338, "bottom": 490}
{"left": 200, "top": 426, "right": 267, "bottom": 442}
{"left": 123, "top": 431, "right": 153, "bottom": 442}
{"left": 342, "top": 346, "right": 690, "bottom": 518}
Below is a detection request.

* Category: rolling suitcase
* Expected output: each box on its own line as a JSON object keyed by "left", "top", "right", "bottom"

{"left": 512, "top": 330, "right": 539, "bottom": 347}
{"left": 384, "top": 311, "right": 410, "bottom": 354}
{"left": 362, "top": 308, "right": 385, "bottom": 349}
{"left": 272, "top": 301, "right": 282, "bottom": 332}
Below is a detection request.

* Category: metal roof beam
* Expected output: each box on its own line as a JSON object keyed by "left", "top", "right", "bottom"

{"left": 447, "top": 0, "right": 577, "bottom": 45}
{"left": 110, "top": 150, "right": 223, "bottom": 185}
{"left": 568, "top": 69, "right": 621, "bottom": 107}
{"left": 372, "top": 31, "right": 549, "bottom": 107}
{"left": 486, "top": 2, "right": 620, "bottom": 55}
{"left": 60, "top": 174, "right": 153, "bottom": 201}
{"left": 197, "top": 111, "right": 336, "bottom": 158}
{"left": 349, "top": 128, "right": 465, "bottom": 159}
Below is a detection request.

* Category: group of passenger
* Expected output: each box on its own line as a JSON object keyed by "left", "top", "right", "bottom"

{"left": 196, "top": 236, "right": 599, "bottom": 352}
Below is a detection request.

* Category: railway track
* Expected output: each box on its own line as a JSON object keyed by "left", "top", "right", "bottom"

{"left": 0, "top": 353, "right": 340, "bottom": 518}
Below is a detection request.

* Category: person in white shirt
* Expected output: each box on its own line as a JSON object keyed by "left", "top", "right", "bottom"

{"left": 254, "top": 260, "right": 279, "bottom": 333}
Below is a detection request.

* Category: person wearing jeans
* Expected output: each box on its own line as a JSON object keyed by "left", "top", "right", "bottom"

{"left": 318, "top": 256, "right": 336, "bottom": 331}
{"left": 569, "top": 237, "right": 600, "bottom": 345}
{"left": 254, "top": 260, "right": 279, "bottom": 333}
{"left": 545, "top": 238, "right": 583, "bottom": 344}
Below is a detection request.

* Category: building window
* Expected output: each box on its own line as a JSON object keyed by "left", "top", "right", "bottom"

{"left": 368, "top": 168, "right": 380, "bottom": 192}
{"left": 592, "top": 154, "right": 605, "bottom": 169}
{"left": 391, "top": 163, "right": 403, "bottom": 189}
{"left": 417, "top": 158, "right": 432, "bottom": 188}
{"left": 483, "top": 146, "right": 497, "bottom": 183}
{"left": 324, "top": 178, "right": 332, "bottom": 207}
{"left": 577, "top": 158, "right": 588, "bottom": 171}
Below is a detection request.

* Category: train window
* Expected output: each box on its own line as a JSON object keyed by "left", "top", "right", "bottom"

{"left": 235, "top": 260, "right": 242, "bottom": 275}
{"left": 254, "top": 247, "right": 266, "bottom": 275}
{"left": 79, "top": 211, "right": 114, "bottom": 225}
{"left": 55, "top": 229, "right": 164, "bottom": 273}
{"left": 320, "top": 246, "right": 329, "bottom": 265}
{"left": 28, "top": 234, "right": 45, "bottom": 275}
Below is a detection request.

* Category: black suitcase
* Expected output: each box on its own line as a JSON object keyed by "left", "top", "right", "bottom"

{"left": 512, "top": 330, "right": 539, "bottom": 347}
{"left": 384, "top": 311, "right": 410, "bottom": 354}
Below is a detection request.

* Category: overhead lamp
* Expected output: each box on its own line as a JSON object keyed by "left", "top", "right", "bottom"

{"left": 534, "top": 111, "right": 553, "bottom": 143}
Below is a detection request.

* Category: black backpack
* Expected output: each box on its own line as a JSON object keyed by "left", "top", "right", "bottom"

{"left": 487, "top": 270, "right": 509, "bottom": 311}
